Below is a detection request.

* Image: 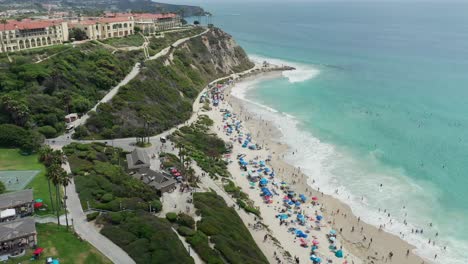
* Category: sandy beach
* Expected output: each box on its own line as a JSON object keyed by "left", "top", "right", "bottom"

{"left": 201, "top": 68, "right": 432, "bottom": 264}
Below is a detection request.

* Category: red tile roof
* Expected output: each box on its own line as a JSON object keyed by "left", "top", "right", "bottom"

{"left": 133, "top": 13, "right": 177, "bottom": 20}
{"left": 0, "top": 19, "right": 64, "bottom": 31}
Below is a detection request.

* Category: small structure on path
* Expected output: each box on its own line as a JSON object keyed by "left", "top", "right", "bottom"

{"left": 126, "top": 148, "right": 151, "bottom": 171}
{"left": 64, "top": 113, "right": 78, "bottom": 123}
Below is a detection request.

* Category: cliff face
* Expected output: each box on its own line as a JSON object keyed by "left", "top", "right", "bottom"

{"left": 77, "top": 28, "right": 254, "bottom": 139}
{"left": 178, "top": 28, "right": 254, "bottom": 75}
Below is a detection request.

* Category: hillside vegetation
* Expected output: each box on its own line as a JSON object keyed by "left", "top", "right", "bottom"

{"left": 76, "top": 28, "right": 253, "bottom": 139}
{"left": 181, "top": 192, "right": 268, "bottom": 264}
{"left": 0, "top": 42, "right": 142, "bottom": 147}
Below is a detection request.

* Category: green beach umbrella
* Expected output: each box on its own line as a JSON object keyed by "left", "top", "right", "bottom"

{"left": 35, "top": 199, "right": 43, "bottom": 203}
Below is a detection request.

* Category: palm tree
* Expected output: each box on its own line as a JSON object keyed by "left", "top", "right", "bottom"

{"left": 48, "top": 163, "right": 65, "bottom": 226}
{"left": 60, "top": 172, "right": 72, "bottom": 229}
{"left": 186, "top": 167, "right": 195, "bottom": 183}
{"left": 39, "top": 146, "right": 56, "bottom": 212}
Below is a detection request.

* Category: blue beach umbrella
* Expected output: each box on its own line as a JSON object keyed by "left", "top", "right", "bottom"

{"left": 299, "top": 194, "right": 307, "bottom": 202}
{"left": 316, "top": 215, "right": 323, "bottom": 221}
{"left": 335, "top": 249, "right": 344, "bottom": 258}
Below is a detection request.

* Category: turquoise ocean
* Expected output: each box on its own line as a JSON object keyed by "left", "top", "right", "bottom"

{"left": 184, "top": 1, "right": 468, "bottom": 263}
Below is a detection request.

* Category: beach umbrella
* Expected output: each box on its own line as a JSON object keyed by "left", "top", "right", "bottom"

{"left": 299, "top": 194, "right": 307, "bottom": 202}
{"left": 330, "top": 229, "right": 337, "bottom": 235}
{"left": 329, "top": 236, "right": 336, "bottom": 242}
{"left": 35, "top": 198, "right": 43, "bottom": 203}
{"left": 312, "top": 196, "right": 318, "bottom": 201}
{"left": 33, "top": 248, "right": 44, "bottom": 255}
{"left": 295, "top": 201, "right": 301, "bottom": 207}
{"left": 316, "top": 215, "right": 323, "bottom": 221}
{"left": 312, "top": 239, "right": 319, "bottom": 245}
{"left": 34, "top": 202, "right": 43, "bottom": 209}
{"left": 260, "top": 178, "right": 268, "bottom": 185}
{"left": 335, "top": 249, "right": 344, "bottom": 258}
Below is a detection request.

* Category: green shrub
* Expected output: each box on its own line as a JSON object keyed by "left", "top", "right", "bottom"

{"left": 0, "top": 181, "right": 5, "bottom": 194}
{"left": 86, "top": 212, "right": 99, "bottom": 221}
{"left": 177, "top": 226, "right": 196, "bottom": 237}
{"left": 37, "top": 125, "right": 57, "bottom": 138}
{"left": 101, "top": 193, "right": 114, "bottom": 203}
{"left": 150, "top": 200, "right": 162, "bottom": 212}
{"left": 166, "top": 212, "right": 177, "bottom": 222}
{"left": 108, "top": 212, "right": 123, "bottom": 224}
{"left": 0, "top": 124, "right": 28, "bottom": 148}
{"left": 177, "top": 213, "right": 195, "bottom": 229}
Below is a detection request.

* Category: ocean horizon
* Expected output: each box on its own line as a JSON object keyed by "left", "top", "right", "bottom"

{"left": 188, "top": 1, "right": 468, "bottom": 263}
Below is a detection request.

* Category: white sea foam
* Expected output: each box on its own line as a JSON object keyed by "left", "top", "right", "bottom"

{"left": 230, "top": 78, "right": 468, "bottom": 264}
{"left": 249, "top": 54, "right": 320, "bottom": 83}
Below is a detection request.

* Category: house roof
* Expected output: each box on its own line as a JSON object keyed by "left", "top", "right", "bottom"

{"left": 0, "top": 218, "right": 36, "bottom": 242}
{"left": 126, "top": 149, "right": 151, "bottom": 169}
{"left": 135, "top": 168, "right": 176, "bottom": 191}
{"left": 0, "top": 189, "right": 34, "bottom": 210}
{"left": 0, "top": 19, "right": 63, "bottom": 31}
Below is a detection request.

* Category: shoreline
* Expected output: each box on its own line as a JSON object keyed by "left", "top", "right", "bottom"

{"left": 207, "top": 68, "right": 431, "bottom": 264}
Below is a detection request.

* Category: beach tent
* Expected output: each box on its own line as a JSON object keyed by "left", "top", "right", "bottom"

{"left": 335, "top": 249, "right": 344, "bottom": 258}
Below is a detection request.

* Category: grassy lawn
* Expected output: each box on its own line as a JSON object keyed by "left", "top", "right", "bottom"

{"left": 0, "top": 148, "right": 60, "bottom": 216}
{"left": 101, "top": 34, "right": 145, "bottom": 48}
{"left": 6, "top": 223, "right": 111, "bottom": 264}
